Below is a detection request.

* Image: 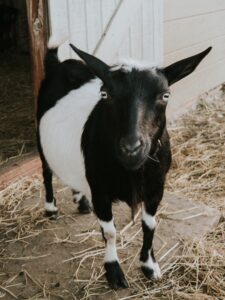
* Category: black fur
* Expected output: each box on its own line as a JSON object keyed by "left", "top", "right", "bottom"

{"left": 77, "top": 196, "right": 92, "bottom": 214}
{"left": 105, "top": 261, "right": 128, "bottom": 289}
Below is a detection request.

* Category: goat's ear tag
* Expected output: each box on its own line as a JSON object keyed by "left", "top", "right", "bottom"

{"left": 101, "top": 90, "right": 108, "bottom": 99}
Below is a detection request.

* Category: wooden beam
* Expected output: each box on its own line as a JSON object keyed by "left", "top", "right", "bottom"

{"left": 26, "top": 0, "right": 48, "bottom": 111}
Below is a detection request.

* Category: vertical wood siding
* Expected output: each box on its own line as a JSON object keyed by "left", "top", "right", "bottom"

{"left": 164, "top": 0, "right": 225, "bottom": 117}
{"left": 48, "top": 0, "right": 163, "bottom": 66}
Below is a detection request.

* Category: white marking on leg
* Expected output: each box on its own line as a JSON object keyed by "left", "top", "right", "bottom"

{"left": 142, "top": 208, "right": 156, "bottom": 230}
{"left": 45, "top": 201, "right": 58, "bottom": 212}
{"left": 141, "top": 250, "right": 162, "bottom": 280}
{"left": 98, "top": 219, "right": 118, "bottom": 263}
{"left": 73, "top": 192, "right": 83, "bottom": 202}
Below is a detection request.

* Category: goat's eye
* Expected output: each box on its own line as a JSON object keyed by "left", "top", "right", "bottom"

{"left": 100, "top": 90, "right": 108, "bottom": 99}
{"left": 162, "top": 93, "right": 170, "bottom": 102}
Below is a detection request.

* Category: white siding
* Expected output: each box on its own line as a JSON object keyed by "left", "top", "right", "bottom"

{"left": 164, "top": 0, "right": 225, "bottom": 117}
{"left": 48, "top": 0, "right": 163, "bottom": 66}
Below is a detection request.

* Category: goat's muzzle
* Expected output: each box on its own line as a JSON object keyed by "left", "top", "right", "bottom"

{"left": 118, "top": 136, "right": 149, "bottom": 170}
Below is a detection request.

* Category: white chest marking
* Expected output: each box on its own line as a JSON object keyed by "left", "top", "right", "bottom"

{"left": 39, "top": 78, "right": 102, "bottom": 199}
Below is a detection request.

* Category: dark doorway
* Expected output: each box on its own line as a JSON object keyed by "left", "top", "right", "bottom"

{"left": 0, "top": 0, "right": 48, "bottom": 168}
{"left": 0, "top": 0, "right": 36, "bottom": 165}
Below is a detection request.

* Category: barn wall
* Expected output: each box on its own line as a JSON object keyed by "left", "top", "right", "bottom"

{"left": 48, "top": 0, "right": 163, "bottom": 66}
{"left": 164, "top": 0, "right": 225, "bottom": 117}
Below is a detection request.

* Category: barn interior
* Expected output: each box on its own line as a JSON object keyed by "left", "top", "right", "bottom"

{"left": 0, "top": 0, "right": 36, "bottom": 166}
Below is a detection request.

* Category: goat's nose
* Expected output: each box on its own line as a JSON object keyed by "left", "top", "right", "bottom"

{"left": 120, "top": 138, "right": 142, "bottom": 155}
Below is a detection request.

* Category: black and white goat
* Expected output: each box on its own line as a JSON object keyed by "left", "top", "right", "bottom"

{"left": 37, "top": 35, "right": 211, "bottom": 289}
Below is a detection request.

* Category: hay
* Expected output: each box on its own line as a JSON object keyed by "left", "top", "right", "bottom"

{"left": 0, "top": 176, "right": 45, "bottom": 242}
{"left": 166, "top": 85, "right": 225, "bottom": 212}
{"left": 0, "top": 86, "right": 224, "bottom": 299}
{"left": 0, "top": 52, "right": 36, "bottom": 165}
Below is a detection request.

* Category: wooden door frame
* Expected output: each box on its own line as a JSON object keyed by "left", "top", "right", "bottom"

{"left": 26, "top": 0, "right": 49, "bottom": 111}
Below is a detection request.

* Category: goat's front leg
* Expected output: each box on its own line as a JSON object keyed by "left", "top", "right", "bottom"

{"left": 92, "top": 196, "right": 128, "bottom": 289}
{"left": 140, "top": 192, "right": 163, "bottom": 280}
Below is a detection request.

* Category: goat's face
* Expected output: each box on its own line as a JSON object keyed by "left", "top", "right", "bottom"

{"left": 102, "top": 66, "right": 169, "bottom": 170}
{"left": 70, "top": 44, "right": 212, "bottom": 170}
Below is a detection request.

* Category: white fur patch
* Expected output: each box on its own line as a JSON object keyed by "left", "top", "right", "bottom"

{"left": 98, "top": 219, "right": 118, "bottom": 262}
{"left": 110, "top": 58, "right": 157, "bottom": 73}
{"left": 141, "top": 252, "right": 162, "bottom": 280}
{"left": 142, "top": 209, "right": 156, "bottom": 230}
{"left": 48, "top": 32, "right": 68, "bottom": 49}
{"left": 45, "top": 201, "right": 58, "bottom": 212}
{"left": 73, "top": 192, "right": 83, "bottom": 202}
{"left": 39, "top": 78, "right": 102, "bottom": 200}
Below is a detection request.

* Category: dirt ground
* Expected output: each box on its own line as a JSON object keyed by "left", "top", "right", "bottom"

{"left": 0, "top": 86, "right": 225, "bottom": 299}
{"left": 0, "top": 52, "right": 36, "bottom": 165}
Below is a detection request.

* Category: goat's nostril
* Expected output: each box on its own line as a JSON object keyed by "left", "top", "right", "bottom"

{"left": 121, "top": 139, "right": 142, "bottom": 154}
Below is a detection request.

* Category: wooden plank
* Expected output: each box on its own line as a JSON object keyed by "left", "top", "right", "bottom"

{"left": 26, "top": 0, "right": 48, "bottom": 111}
{"left": 164, "top": 35, "right": 225, "bottom": 72}
{"left": 100, "top": 0, "right": 117, "bottom": 30}
{"left": 167, "top": 58, "right": 225, "bottom": 118}
{"left": 117, "top": 29, "right": 131, "bottom": 61}
{"left": 0, "top": 155, "right": 41, "bottom": 191}
{"left": 164, "top": 10, "right": 225, "bottom": 54}
{"left": 153, "top": 0, "right": 163, "bottom": 66}
{"left": 85, "top": 0, "right": 102, "bottom": 53}
{"left": 68, "top": 0, "right": 87, "bottom": 59}
{"left": 94, "top": 0, "right": 144, "bottom": 63}
{"left": 48, "top": 0, "right": 70, "bottom": 60}
{"left": 165, "top": 0, "right": 225, "bottom": 21}
{"left": 142, "top": 0, "right": 154, "bottom": 62}
{"left": 130, "top": 5, "right": 143, "bottom": 60}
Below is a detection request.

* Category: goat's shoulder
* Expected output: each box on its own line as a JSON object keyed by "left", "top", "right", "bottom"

{"left": 37, "top": 59, "right": 95, "bottom": 121}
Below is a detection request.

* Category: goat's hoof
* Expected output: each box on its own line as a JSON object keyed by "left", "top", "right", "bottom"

{"left": 141, "top": 263, "right": 162, "bottom": 280}
{"left": 105, "top": 261, "right": 128, "bottom": 289}
{"left": 44, "top": 210, "right": 58, "bottom": 220}
{"left": 78, "top": 196, "right": 92, "bottom": 214}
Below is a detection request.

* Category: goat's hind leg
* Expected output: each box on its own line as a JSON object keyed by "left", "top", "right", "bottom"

{"left": 37, "top": 135, "right": 58, "bottom": 219}
{"left": 42, "top": 162, "right": 58, "bottom": 219}
{"left": 72, "top": 189, "right": 92, "bottom": 214}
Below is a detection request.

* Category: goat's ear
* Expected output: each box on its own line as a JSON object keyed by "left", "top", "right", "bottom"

{"left": 70, "top": 43, "right": 110, "bottom": 84}
{"left": 163, "top": 47, "right": 212, "bottom": 86}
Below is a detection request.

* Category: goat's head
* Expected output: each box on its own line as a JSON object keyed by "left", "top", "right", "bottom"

{"left": 70, "top": 44, "right": 211, "bottom": 170}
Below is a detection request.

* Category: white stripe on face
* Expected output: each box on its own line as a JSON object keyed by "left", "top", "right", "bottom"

{"left": 142, "top": 208, "right": 156, "bottom": 230}
{"left": 98, "top": 219, "right": 118, "bottom": 263}
{"left": 45, "top": 201, "right": 58, "bottom": 212}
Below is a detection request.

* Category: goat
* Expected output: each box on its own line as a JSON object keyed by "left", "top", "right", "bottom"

{"left": 37, "top": 35, "right": 211, "bottom": 289}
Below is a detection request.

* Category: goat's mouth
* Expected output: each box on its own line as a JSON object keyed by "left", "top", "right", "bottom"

{"left": 117, "top": 148, "right": 149, "bottom": 171}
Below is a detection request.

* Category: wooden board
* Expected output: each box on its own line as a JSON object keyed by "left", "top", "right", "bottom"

{"left": 164, "top": 10, "right": 225, "bottom": 54}
{"left": 164, "top": 0, "right": 225, "bottom": 21}
{"left": 48, "top": 0, "right": 163, "bottom": 65}
{"left": 26, "top": 0, "right": 48, "bottom": 111}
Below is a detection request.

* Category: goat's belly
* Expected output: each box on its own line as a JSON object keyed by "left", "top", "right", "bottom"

{"left": 39, "top": 79, "right": 101, "bottom": 199}
{"left": 40, "top": 114, "right": 89, "bottom": 197}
